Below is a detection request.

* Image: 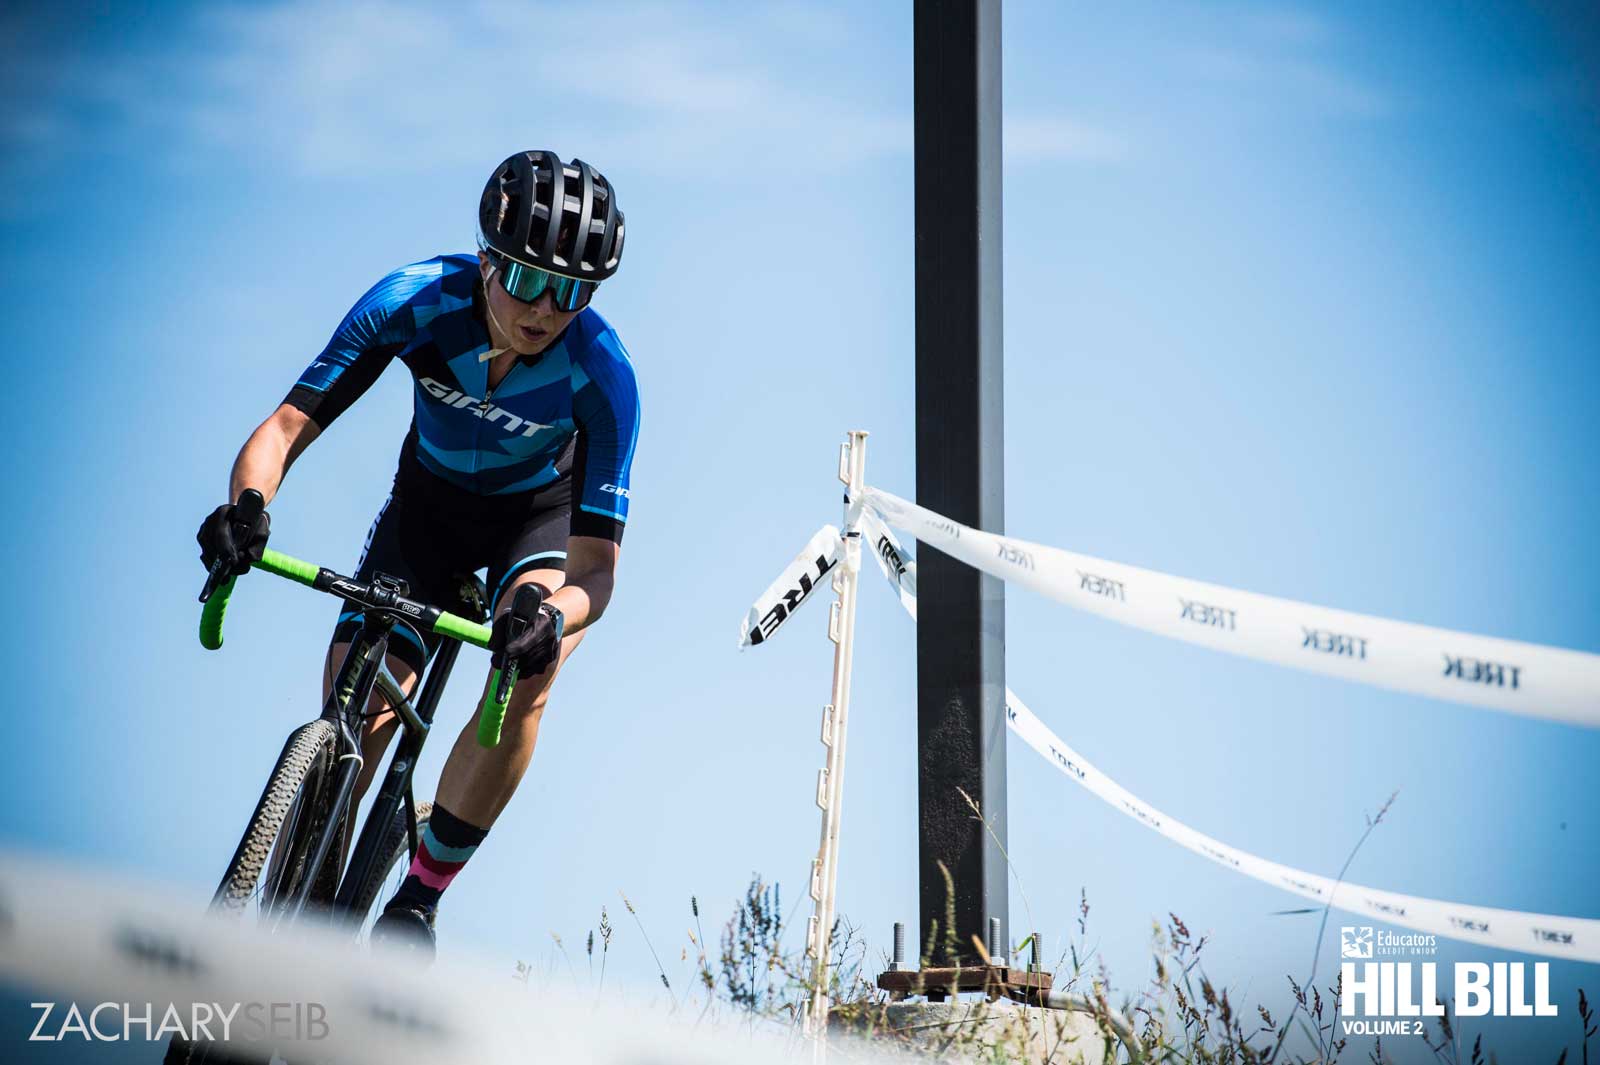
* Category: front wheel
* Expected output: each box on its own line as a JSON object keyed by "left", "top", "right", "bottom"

{"left": 164, "top": 720, "right": 344, "bottom": 1065}
{"left": 214, "top": 718, "right": 345, "bottom": 921}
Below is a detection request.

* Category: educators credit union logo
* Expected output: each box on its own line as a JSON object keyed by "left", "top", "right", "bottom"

{"left": 1342, "top": 926, "right": 1374, "bottom": 959}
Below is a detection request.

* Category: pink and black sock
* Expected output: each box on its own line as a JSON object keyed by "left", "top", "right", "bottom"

{"left": 386, "top": 803, "right": 489, "bottom": 912}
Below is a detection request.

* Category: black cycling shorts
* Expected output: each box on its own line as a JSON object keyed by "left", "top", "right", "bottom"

{"left": 330, "top": 460, "right": 571, "bottom": 676}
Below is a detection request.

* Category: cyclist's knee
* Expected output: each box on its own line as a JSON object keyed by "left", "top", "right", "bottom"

{"left": 504, "top": 672, "right": 556, "bottom": 723}
{"left": 493, "top": 567, "right": 566, "bottom": 617}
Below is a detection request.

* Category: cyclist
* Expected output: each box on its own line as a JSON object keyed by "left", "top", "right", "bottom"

{"left": 195, "top": 150, "right": 638, "bottom": 959}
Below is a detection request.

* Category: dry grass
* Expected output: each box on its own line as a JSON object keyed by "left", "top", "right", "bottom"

{"left": 511, "top": 783, "right": 1591, "bottom": 1064}
{"left": 513, "top": 879, "right": 1592, "bottom": 1064}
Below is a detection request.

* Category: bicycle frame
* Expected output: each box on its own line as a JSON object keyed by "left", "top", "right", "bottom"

{"left": 339, "top": 628, "right": 461, "bottom": 916}
{"left": 198, "top": 535, "right": 524, "bottom": 931}
{"left": 285, "top": 597, "right": 443, "bottom": 923}
{"left": 238, "top": 578, "right": 444, "bottom": 924}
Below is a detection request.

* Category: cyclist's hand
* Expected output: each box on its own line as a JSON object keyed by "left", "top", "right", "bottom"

{"left": 489, "top": 591, "right": 561, "bottom": 677}
{"left": 197, "top": 501, "right": 271, "bottom": 576}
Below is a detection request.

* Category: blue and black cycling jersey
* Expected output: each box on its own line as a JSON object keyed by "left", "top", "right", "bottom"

{"left": 284, "top": 254, "right": 639, "bottom": 543}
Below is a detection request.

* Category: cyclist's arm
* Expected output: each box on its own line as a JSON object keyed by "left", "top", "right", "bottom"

{"left": 228, "top": 403, "right": 321, "bottom": 506}
{"left": 560, "top": 325, "right": 639, "bottom": 634}
{"left": 546, "top": 535, "right": 618, "bottom": 634}
{"left": 253, "top": 264, "right": 430, "bottom": 501}
{"left": 567, "top": 327, "right": 639, "bottom": 545}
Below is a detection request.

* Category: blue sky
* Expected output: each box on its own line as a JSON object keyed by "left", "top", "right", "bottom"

{"left": 2, "top": 2, "right": 1597, "bottom": 1061}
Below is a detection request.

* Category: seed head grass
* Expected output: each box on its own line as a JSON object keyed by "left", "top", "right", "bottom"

{"left": 507, "top": 786, "right": 1590, "bottom": 1064}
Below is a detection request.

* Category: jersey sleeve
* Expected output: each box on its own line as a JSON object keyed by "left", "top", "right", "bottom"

{"left": 282, "top": 266, "right": 431, "bottom": 429}
{"left": 569, "top": 328, "right": 641, "bottom": 544}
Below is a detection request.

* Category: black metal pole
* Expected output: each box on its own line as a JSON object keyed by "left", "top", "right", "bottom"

{"left": 913, "top": 0, "right": 1007, "bottom": 969}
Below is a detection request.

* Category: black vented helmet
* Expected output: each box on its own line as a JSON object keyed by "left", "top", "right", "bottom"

{"left": 478, "top": 150, "right": 625, "bottom": 282}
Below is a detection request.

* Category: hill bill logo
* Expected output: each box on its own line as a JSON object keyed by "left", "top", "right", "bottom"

{"left": 1335, "top": 925, "right": 1557, "bottom": 1036}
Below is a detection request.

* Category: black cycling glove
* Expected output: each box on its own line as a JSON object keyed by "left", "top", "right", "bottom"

{"left": 197, "top": 501, "right": 271, "bottom": 576}
{"left": 489, "top": 586, "right": 565, "bottom": 677}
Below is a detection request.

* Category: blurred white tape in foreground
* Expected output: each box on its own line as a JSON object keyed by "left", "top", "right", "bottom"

{"left": 852, "top": 518, "right": 1600, "bottom": 965}
{"left": 0, "top": 851, "right": 813, "bottom": 1064}
{"left": 862, "top": 486, "right": 1600, "bottom": 728}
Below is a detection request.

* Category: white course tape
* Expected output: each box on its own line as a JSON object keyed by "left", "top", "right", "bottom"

{"left": 862, "top": 487, "right": 1600, "bottom": 728}
{"left": 845, "top": 512, "right": 1600, "bottom": 964}
{"left": 859, "top": 506, "right": 918, "bottom": 619}
{"left": 739, "top": 524, "right": 841, "bottom": 648}
{"left": 1003, "top": 692, "right": 1600, "bottom": 963}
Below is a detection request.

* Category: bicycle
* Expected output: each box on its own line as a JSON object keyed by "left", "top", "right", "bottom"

{"left": 165, "top": 490, "right": 538, "bottom": 1065}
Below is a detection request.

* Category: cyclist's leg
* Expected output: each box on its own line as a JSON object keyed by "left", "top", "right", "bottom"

{"left": 380, "top": 477, "right": 577, "bottom": 925}
{"left": 379, "top": 477, "right": 576, "bottom": 926}
{"left": 434, "top": 477, "right": 582, "bottom": 827}
{"left": 434, "top": 567, "right": 587, "bottom": 825}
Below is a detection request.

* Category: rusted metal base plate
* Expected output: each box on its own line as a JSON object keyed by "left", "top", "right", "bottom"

{"left": 876, "top": 965, "right": 1054, "bottom": 1005}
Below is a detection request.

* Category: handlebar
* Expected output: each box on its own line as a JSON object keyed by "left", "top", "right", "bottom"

{"left": 198, "top": 544, "right": 518, "bottom": 748}
{"left": 474, "top": 585, "right": 543, "bottom": 748}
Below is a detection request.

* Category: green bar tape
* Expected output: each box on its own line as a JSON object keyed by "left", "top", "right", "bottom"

{"left": 199, "top": 576, "right": 237, "bottom": 650}
{"left": 258, "top": 548, "right": 320, "bottom": 587}
{"left": 434, "top": 611, "right": 493, "bottom": 650}
{"left": 477, "top": 669, "right": 511, "bottom": 748}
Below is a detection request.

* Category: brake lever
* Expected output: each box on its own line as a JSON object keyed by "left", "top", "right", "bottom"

{"left": 478, "top": 584, "right": 546, "bottom": 748}
{"left": 493, "top": 584, "right": 545, "bottom": 702}
{"left": 199, "top": 488, "right": 265, "bottom": 603}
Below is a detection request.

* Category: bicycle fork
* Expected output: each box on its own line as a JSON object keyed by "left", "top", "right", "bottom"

{"left": 283, "top": 623, "right": 392, "bottom": 922}
{"left": 332, "top": 635, "right": 461, "bottom": 917}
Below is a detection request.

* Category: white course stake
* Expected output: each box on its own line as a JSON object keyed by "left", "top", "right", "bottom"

{"left": 804, "top": 430, "right": 867, "bottom": 1057}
